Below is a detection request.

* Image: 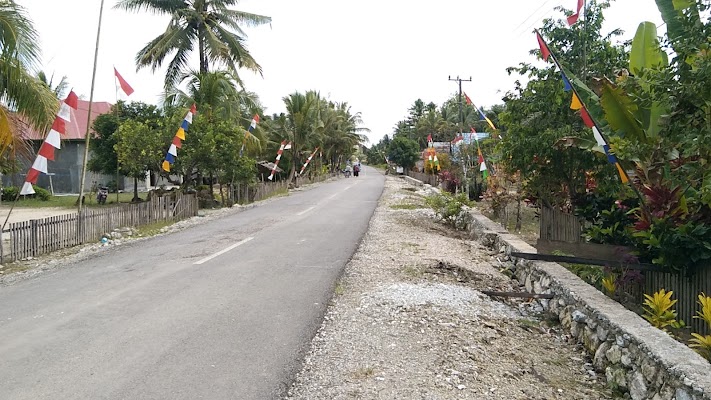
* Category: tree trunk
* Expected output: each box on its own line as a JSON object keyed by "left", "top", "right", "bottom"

{"left": 198, "top": 1, "right": 209, "bottom": 73}
{"left": 219, "top": 181, "right": 225, "bottom": 207}
{"left": 209, "top": 172, "right": 214, "bottom": 199}
{"left": 133, "top": 177, "right": 139, "bottom": 202}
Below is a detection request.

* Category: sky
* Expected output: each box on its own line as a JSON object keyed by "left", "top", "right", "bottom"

{"left": 19, "top": 0, "right": 664, "bottom": 146}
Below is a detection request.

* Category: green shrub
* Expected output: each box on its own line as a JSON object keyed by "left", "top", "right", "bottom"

{"left": 425, "top": 192, "right": 470, "bottom": 226}
{"left": 2, "top": 186, "right": 18, "bottom": 201}
{"left": 32, "top": 185, "right": 51, "bottom": 201}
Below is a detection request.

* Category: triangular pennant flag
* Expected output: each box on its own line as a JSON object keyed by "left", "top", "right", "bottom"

{"left": 536, "top": 32, "right": 551, "bottom": 61}
{"left": 57, "top": 102, "right": 72, "bottom": 122}
{"left": 615, "top": 163, "right": 629, "bottom": 183}
{"left": 181, "top": 119, "right": 189, "bottom": 130}
{"left": 38, "top": 142, "right": 55, "bottom": 161}
{"left": 168, "top": 144, "right": 178, "bottom": 156}
{"left": 562, "top": 73, "right": 572, "bottom": 91}
{"left": 32, "top": 155, "right": 48, "bottom": 173}
{"left": 25, "top": 168, "right": 40, "bottom": 184}
{"left": 165, "top": 152, "right": 175, "bottom": 163}
{"left": 176, "top": 127, "right": 185, "bottom": 140}
{"left": 114, "top": 67, "right": 135, "bottom": 96}
{"left": 45, "top": 130, "right": 61, "bottom": 149}
{"left": 190, "top": 104, "right": 197, "bottom": 114}
{"left": 284, "top": 142, "right": 292, "bottom": 150}
{"left": 162, "top": 160, "right": 171, "bottom": 172}
{"left": 172, "top": 136, "right": 182, "bottom": 148}
{"left": 20, "top": 181, "right": 35, "bottom": 195}
{"left": 567, "top": 0, "right": 584, "bottom": 26}
{"left": 184, "top": 111, "right": 193, "bottom": 124}
{"left": 464, "top": 92, "right": 472, "bottom": 105}
{"left": 579, "top": 107, "right": 595, "bottom": 128}
{"left": 51, "top": 117, "right": 66, "bottom": 135}
{"left": 249, "top": 114, "right": 259, "bottom": 131}
{"left": 570, "top": 93, "right": 583, "bottom": 110}
{"left": 64, "top": 91, "right": 78, "bottom": 109}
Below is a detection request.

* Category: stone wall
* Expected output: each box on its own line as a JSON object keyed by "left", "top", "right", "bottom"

{"left": 463, "top": 207, "right": 711, "bottom": 400}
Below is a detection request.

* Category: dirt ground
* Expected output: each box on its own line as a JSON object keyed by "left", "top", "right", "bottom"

{"left": 0, "top": 206, "right": 74, "bottom": 226}
{"left": 285, "top": 176, "right": 616, "bottom": 399}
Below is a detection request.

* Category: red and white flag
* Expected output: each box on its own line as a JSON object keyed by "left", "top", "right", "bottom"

{"left": 567, "top": 0, "right": 584, "bottom": 25}
{"left": 114, "top": 67, "right": 134, "bottom": 96}
{"left": 20, "top": 91, "right": 78, "bottom": 195}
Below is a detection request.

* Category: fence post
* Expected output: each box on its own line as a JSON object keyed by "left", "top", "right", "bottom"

{"left": 30, "top": 219, "right": 38, "bottom": 257}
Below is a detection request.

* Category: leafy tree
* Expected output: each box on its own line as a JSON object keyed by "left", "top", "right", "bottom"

{"left": 115, "top": 0, "right": 271, "bottom": 89}
{"left": 387, "top": 136, "right": 419, "bottom": 170}
{"left": 497, "top": 0, "right": 629, "bottom": 207}
{"left": 36, "top": 71, "right": 68, "bottom": 98}
{"left": 0, "top": 1, "right": 57, "bottom": 169}
{"left": 114, "top": 119, "right": 166, "bottom": 201}
{"left": 89, "top": 101, "right": 163, "bottom": 182}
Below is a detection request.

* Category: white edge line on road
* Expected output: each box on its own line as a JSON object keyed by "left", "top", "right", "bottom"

{"left": 297, "top": 206, "right": 315, "bottom": 216}
{"left": 194, "top": 237, "right": 254, "bottom": 265}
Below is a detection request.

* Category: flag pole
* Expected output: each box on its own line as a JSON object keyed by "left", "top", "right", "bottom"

{"left": 114, "top": 67, "right": 120, "bottom": 204}
{"left": 77, "top": 0, "right": 106, "bottom": 213}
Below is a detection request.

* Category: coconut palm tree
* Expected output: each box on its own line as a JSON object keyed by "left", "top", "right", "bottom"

{"left": 0, "top": 1, "right": 57, "bottom": 168}
{"left": 37, "top": 71, "right": 69, "bottom": 99}
{"left": 115, "top": 0, "right": 271, "bottom": 89}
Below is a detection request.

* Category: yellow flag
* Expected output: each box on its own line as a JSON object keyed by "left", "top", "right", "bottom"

{"left": 615, "top": 163, "right": 629, "bottom": 183}
{"left": 162, "top": 160, "right": 171, "bottom": 172}
{"left": 570, "top": 93, "right": 583, "bottom": 110}
{"left": 176, "top": 127, "right": 186, "bottom": 140}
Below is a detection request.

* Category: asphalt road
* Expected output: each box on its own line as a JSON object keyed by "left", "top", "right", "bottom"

{"left": 0, "top": 167, "right": 384, "bottom": 400}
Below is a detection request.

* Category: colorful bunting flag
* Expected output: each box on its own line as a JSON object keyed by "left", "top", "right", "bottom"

{"left": 537, "top": 32, "right": 551, "bottom": 61}
{"left": 114, "top": 67, "right": 134, "bottom": 96}
{"left": 239, "top": 114, "right": 260, "bottom": 157}
{"left": 299, "top": 147, "right": 319, "bottom": 176}
{"left": 427, "top": 134, "right": 433, "bottom": 147}
{"left": 464, "top": 92, "right": 472, "bottom": 105}
{"left": 162, "top": 105, "right": 196, "bottom": 172}
{"left": 19, "top": 91, "right": 78, "bottom": 195}
{"left": 562, "top": 73, "right": 572, "bottom": 91}
{"left": 535, "top": 29, "right": 629, "bottom": 184}
{"left": 479, "top": 108, "right": 497, "bottom": 131}
{"left": 268, "top": 140, "right": 288, "bottom": 181}
{"left": 567, "top": 0, "right": 584, "bottom": 26}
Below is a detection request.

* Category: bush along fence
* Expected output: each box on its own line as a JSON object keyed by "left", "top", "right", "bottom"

{"left": 0, "top": 192, "right": 198, "bottom": 263}
{"left": 538, "top": 206, "right": 711, "bottom": 336}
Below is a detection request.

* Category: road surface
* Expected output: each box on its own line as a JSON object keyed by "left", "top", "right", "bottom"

{"left": 0, "top": 168, "right": 384, "bottom": 400}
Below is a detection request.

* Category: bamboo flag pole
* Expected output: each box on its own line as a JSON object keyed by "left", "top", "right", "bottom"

{"left": 77, "top": 0, "right": 106, "bottom": 213}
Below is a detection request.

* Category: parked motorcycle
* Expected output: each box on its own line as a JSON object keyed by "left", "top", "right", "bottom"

{"left": 96, "top": 186, "right": 109, "bottom": 205}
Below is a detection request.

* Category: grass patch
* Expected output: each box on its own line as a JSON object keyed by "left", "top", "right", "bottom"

{"left": 518, "top": 318, "right": 541, "bottom": 329}
{"left": 351, "top": 366, "right": 375, "bottom": 379}
{"left": 0, "top": 263, "right": 32, "bottom": 275}
{"left": 8, "top": 192, "right": 144, "bottom": 209}
{"left": 136, "top": 220, "right": 174, "bottom": 237}
{"left": 402, "top": 265, "right": 422, "bottom": 278}
{"left": 390, "top": 203, "right": 420, "bottom": 210}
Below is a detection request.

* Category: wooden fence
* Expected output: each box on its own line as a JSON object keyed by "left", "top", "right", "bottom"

{"left": 1, "top": 192, "right": 198, "bottom": 263}
{"left": 407, "top": 170, "right": 439, "bottom": 187}
{"left": 538, "top": 206, "right": 711, "bottom": 334}
{"left": 232, "top": 181, "right": 289, "bottom": 204}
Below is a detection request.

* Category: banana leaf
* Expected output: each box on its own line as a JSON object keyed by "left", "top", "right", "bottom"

{"left": 630, "top": 22, "right": 668, "bottom": 74}
{"left": 629, "top": 22, "right": 669, "bottom": 137}
{"left": 600, "top": 80, "right": 646, "bottom": 141}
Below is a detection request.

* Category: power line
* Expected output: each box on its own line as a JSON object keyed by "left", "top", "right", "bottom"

{"left": 512, "top": 0, "right": 555, "bottom": 33}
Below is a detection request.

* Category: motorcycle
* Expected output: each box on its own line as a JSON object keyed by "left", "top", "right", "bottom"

{"left": 96, "top": 186, "right": 109, "bottom": 205}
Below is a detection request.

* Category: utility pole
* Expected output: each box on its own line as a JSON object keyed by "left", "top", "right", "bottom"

{"left": 448, "top": 75, "right": 472, "bottom": 134}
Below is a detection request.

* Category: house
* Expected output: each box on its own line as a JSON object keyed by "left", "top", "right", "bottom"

{"left": 4, "top": 100, "right": 116, "bottom": 194}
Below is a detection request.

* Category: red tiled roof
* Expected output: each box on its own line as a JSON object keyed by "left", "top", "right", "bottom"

{"left": 21, "top": 99, "right": 113, "bottom": 140}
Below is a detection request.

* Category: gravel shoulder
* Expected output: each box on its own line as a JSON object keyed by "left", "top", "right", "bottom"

{"left": 285, "top": 175, "right": 616, "bottom": 400}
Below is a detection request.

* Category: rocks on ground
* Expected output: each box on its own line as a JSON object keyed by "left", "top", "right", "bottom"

{"left": 286, "top": 176, "right": 617, "bottom": 400}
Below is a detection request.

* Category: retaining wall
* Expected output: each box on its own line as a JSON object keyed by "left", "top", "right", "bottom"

{"left": 462, "top": 207, "right": 711, "bottom": 400}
